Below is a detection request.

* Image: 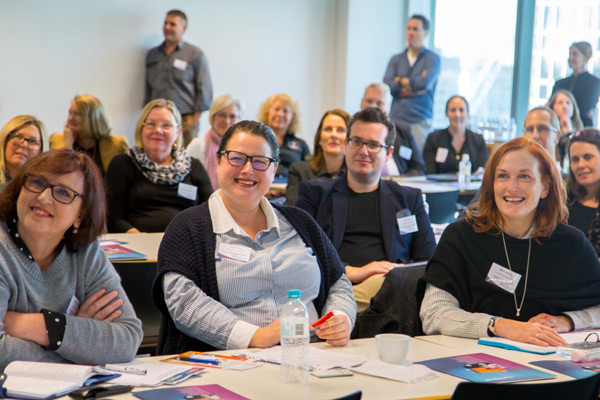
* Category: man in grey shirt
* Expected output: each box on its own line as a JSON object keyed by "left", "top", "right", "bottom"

{"left": 145, "top": 9, "right": 213, "bottom": 146}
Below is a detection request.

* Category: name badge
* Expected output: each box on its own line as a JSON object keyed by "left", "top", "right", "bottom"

{"left": 485, "top": 262, "right": 521, "bottom": 293}
{"left": 435, "top": 147, "right": 449, "bottom": 163}
{"left": 218, "top": 242, "right": 251, "bottom": 262}
{"left": 177, "top": 182, "right": 197, "bottom": 201}
{"left": 397, "top": 215, "right": 418, "bottom": 235}
{"left": 399, "top": 146, "right": 413, "bottom": 160}
{"left": 66, "top": 295, "right": 80, "bottom": 316}
{"left": 173, "top": 58, "right": 188, "bottom": 71}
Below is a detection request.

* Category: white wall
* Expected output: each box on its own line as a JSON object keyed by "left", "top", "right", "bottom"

{"left": 0, "top": 0, "right": 342, "bottom": 149}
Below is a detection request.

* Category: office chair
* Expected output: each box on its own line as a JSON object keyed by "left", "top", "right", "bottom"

{"left": 331, "top": 390, "right": 362, "bottom": 400}
{"left": 424, "top": 189, "right": 460, "bottom": 224}
{"left": 451, "top": 372, "right": 600, "bottom": 400}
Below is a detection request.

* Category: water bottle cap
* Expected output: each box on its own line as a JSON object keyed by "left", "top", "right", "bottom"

{"left": 288, "top": 289, "right": 301, "bottom": 299}
{"left": 462, "top": 154, "right": 470, "bottom": 161}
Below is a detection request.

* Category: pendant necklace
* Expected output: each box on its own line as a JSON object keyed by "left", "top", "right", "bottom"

{"left": 501, "top": 231, "right": 531, "bottom": 317}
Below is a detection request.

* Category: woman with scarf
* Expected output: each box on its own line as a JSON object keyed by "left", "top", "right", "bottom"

{"left": 106, "top": 99, "right": 213, "bottom": 233}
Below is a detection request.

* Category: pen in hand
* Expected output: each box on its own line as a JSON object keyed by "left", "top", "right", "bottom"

{"left": 311, "top": 311, "right": 335, "bottom": 329}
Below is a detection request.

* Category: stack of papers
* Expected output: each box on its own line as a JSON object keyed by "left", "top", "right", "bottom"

{"left": 97, "top": 361, "right": 194, "bottom": 386}
{"left": 351, "top": 359, "right": 438, "bottom": 383}
{"left": 478, "top": 330, "right": 600, "bottom": 355}
{"left": 246, "top": 346, "right": 368, "bottom": 371}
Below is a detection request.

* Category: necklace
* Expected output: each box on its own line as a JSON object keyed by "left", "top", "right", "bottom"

{"left": 501, "top": 231, "right": 531, "bottom": 317}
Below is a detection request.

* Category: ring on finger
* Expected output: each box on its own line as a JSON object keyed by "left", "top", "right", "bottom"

{"left": 535, "top": 333, "right": 539, "bottom": 338}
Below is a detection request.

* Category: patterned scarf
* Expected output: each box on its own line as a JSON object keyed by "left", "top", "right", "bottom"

{"left": 127, "top": 146, "right": 192, "bottom": 185}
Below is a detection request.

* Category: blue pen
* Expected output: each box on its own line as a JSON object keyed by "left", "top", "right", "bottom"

{"left": 177, "top": 356, "right": 220, "bottom": 365}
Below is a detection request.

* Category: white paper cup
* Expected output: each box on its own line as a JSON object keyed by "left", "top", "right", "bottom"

{"left": 375, "top": 333, "right": 410, "bottom": 365}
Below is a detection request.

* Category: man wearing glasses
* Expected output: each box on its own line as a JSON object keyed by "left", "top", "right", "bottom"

{"left": 296, "top": 108, "right": 436, "bottom": 312}
{"left": 522, "top": 106, "right": 562, "bottom": 165}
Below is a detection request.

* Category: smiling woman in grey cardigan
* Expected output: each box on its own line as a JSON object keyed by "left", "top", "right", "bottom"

{"left": 0, "top": 150, "right": 142, "bottom": 372}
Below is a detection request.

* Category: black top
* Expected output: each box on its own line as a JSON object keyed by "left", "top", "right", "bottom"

{"left": 422, "top": 128, "right": 489, "bottom": 174}
{"left": 152, "top": 202, "right": 345, "bottom": 354}
{"left": 418, "top": 219, "right": 600, "bottom": 321}
{"left": 567, "top": 200, "right": 596, "bottom": 235}
{"left": 338, "top": 188, "right": 386, "bottom": 266}
{"left": 285, "top": 160, "right": 345, "bottom": 206}
{"left": 553, "top": 71, "right": 600, "bottom": 127}
{"left": 392, "top": 122, "right": 426, "bottom": 176}
{"left": 105, "top": 154, "right": 213, "bottom": 233}
{"left": 277, "top": 133, "right": 311, "bottom": 177}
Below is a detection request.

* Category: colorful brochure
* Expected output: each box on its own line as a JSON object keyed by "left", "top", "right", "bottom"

{"left": 530, "top": 360, "right": 600, "bottom": 379}
{"left": 417, "top": 352, "right": 555, "bottom": 383}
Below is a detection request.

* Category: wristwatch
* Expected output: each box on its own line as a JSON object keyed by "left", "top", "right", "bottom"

{"left": 487, "top": 316, "right": 502, "bottom": 336}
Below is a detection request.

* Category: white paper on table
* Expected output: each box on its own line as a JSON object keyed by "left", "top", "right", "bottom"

{"left": 351, "top": 359, "right": 438, "bottom": 383}
{"left": 479, "top": 329, "right": 600, "bottom": 354}
{"left": 247, "top": 346, "right": 368, "bottom": 371}
{"left": 97, "top": 360, "right": 192, "bottom": 386}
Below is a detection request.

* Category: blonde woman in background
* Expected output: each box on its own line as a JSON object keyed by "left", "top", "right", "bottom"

{"left": 257, "top": 93, "right": 310, "bottom": 178}
{"left": 50, "top": 94, "right": 128, "bottom": 174}
{"left": 105, "top": 99, "right": 212, "bottom": 233}
{"left": 0, "top": 115, "right": 47, "bottom": 187}
{"left": 547, "top": 89, "right": 584, "bottom": 167}
{"left": 187, "top": 94, "right": 243, "bottom": 189}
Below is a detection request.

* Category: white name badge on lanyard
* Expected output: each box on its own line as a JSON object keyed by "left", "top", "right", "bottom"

{"left": 399, "top": 146, "right": 413, "bottom": 160}
{"left": 173, "top": 58, "right": 188, "bottom": 71}
{"left": 177, "top": 182, "right": 198, "bottom": 201}
{"left": 397, "top": 215, "right": 418, "bottom": 235}
{"left": 435, "top": 147, "right": 449, "bottom": 163}
{"left": 485, "top": 262, "right": 522, "bottom": 293}
{"left": 218, "top": 242, "right": 251, "bottom": 262}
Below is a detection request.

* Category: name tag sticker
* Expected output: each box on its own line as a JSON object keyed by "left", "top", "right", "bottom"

{"left": 399, "top": 146, "right": 413, "bottom": 160}
{"left": 397, "top": 215, "right": 418, "bottom": 235}
{"left": 218, "top": 243, "right": 251, "bottom": 262}
{"left": 486, "top": 262, "right": 521, "bottom": 293}
{"left": 177, "top": 182, "right": 197, "bottom": 201}
{"left": 435, "top": 147, "right": 449, "bottom": 163}
{"left": 173, "top": 58, "right": 188, "bottom": 71}
{"left": 66, "top": 295, "right": 80, "bottom": 316}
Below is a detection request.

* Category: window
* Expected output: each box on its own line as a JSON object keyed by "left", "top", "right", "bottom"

{"left": 529, "top": 1, "right": 600, "bottom": 112}
{"left": 432, "top": 0, "right": 518, "bottom": 138}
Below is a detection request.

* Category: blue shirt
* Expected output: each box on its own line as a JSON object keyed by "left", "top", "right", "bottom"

{"left": 384, "top": 48, "right": 441, "bottom": 124}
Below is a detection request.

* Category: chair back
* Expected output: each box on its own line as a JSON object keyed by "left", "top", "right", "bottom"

{"left": 352, "top": 265, "right": 426, "bottom": 338}
{"left": 331, "top": 390, "right": 362, "bottom": 400}
{"left": 425, "top": 189, "right": 460, "bottom": 224}
{"left": 451, "top": 372, "right": 600, "bottom": 400}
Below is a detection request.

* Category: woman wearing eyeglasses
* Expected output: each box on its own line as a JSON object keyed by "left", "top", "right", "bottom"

{"left": 0, "top": 116, "right": 47, "bottom": 187}
{"left": 50, "top": 94, "right": 128, "bottom": 174}
{"left": 423, "top": 96, "right": 488, "bottom": 175}
{"left": 0, "top": 149, "right": 142, "bottom": 372}
{"left": 105, "top": 99, "right": 213, "bottom": 233}
{"left": 187, "top": 95, "right": 244, "bottom": 190}
{"left": 153, "top": 120, "right": 356, "bottom": 354}
{"left": 566, "top": 129, "right": 600, "bottom": 256}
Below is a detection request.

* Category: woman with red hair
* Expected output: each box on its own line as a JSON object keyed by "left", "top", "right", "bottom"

{"left": 419, "top": 137, "right": 600, "bottom": 346}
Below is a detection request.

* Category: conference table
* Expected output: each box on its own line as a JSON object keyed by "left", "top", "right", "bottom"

{"left": 70, "top": 336, "right": 578, "bottom": 400}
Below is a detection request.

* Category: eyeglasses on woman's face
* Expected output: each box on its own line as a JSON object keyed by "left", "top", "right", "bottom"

{"left": 9, "top": 133, "right": 42, "bottom": 150}
{"left": 23, "top": 174, "right": 83, "bottom": 204}
{"left": 219, "top": 150, "right": 277, "bottom": 171}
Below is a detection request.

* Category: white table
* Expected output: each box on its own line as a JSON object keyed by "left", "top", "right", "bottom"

{"left": 389, "top": 176, "right": 481, "bottom": 195}
{"left": 63, "top": 336, "right": 580, "bottom": 400}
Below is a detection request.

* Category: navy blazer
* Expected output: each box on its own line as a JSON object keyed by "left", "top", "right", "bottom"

{"left": 296, "top": 173, "right": 436, "bottom": 264}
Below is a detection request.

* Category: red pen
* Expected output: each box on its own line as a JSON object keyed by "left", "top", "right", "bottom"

{"left": 311, "top": 311, "right": 335, "bottom": 329}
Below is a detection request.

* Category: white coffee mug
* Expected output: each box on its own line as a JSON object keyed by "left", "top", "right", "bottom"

{"left": 375, "top": 333, "right": 410, "bottom": 365}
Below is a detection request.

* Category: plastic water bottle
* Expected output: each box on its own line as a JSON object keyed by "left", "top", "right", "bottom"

{"left": 458, "top": 154, "right": 471, "bottom": 187}
{"left": 280, "top": 289, "right": 309, "bottom": 384}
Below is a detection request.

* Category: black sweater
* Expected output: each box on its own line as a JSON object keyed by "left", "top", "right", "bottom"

{"left": 106, "top": 154, "right": 213, "bottom": 232}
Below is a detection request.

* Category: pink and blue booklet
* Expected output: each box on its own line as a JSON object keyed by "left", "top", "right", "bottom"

{"left": 417, "top": 352, "right": 555, "bottom": 383}
{"left": 133, "top": 384, "right": 249, "bottom": 400}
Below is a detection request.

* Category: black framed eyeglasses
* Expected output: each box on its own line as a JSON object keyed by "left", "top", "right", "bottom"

{"left": 23, "top": 174, "right": 84, "bottom": 204}
{"left": 219, "top": 150, "right": 277, "bottom": 171}
{"left": 347, "top": 137, "right": 389, "bottom": 153}
{"left": 9, "top": 133, "right": 42, "bottom": 150}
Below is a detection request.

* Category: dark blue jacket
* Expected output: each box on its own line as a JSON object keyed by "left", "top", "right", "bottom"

{"left": 296, "top": 173, "right": 436, "bottom": 264}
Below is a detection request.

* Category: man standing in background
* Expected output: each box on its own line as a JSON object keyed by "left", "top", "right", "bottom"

{"left": 145, "top": 9, "right": 213, "bottom": 146}
{"left": 384, "top": 14, "right": 440, "bottom": 150}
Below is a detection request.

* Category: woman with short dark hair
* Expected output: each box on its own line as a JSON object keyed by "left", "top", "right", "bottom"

{"left": 0, "top": 149, "right": 142, "bottom": 372}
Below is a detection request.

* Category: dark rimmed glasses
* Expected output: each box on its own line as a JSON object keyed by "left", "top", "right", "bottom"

{"left": 219, "top": 150, "right": 278, "bottom": 171}
{"left": 23, "top": 174, "right": 84, "bottom": 204}
{"left": 9, "top": 133, "right": 42, "bottom": 150}
{"left": 347, "top": 137, "right": 389, "bottom": 153}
